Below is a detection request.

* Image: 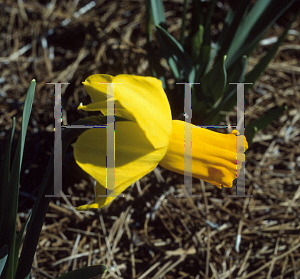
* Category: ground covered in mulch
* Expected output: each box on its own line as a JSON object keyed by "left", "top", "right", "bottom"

{"left": 1, "top": 0, "right": 300, "bottom": 278}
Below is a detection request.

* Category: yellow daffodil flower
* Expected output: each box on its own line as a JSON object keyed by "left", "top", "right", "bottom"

{"left": 73, "top": 74, "right": 248, "bottom": 210}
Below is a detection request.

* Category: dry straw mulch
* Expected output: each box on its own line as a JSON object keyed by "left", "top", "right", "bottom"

{"left": 1, "top": 0, "right": 300, "bottom": 278}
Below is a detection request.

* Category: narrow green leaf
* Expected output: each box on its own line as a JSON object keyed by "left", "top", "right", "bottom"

{"left": 201, "top": 55, "right": 247, "bottom": 125}
{"left": 56, "top": 265, "right": 107, "bottom": 279}
{"left": 0, "top": 117, "right": 15, "bottom": 247}
{"left": 244, "top": 9, "right": 300, "bottom": 92}
{"left": 14, "top": 211, "right": 32, "bottom": 272}
{"left": 197, "top": 44, "right": 211, "bottom": 79}
{"left": 2, "top": 79, "right": 35, "bottom": 279}
{"left": 212, "top": 0, "right": 251, "bottom": 67}
{"left": 200, "top": 55, "right": 247, "bottom": 124}
{"left": 225, "top": 0, "right": 269, "bottom": 67}
{"left": 206, "top": 7, "right": 298, "bottom": 125}
{"left": 145, "top": 0, "right": 153, "bottom": 42}
{"left": 204, "top": 0, "right": 297, "bottom": 126}
{"left": 227, "top": 55, "right": 248, "bottom": 84}
{"left": 200, "top": 55, "right": 227, "bottom": 104}
{"left": 149, "top": 0, "right": 166, "bottom": 28}
{"left": 155, "top": 25, "right": 195, "bottom": 82}
{"left": 149, "top": 0, "right": 194, "bottom": 82}
{"left": 15, "top": 152, "right": 53, "bottom": 279}
{"left": 15, "top": 115, "right": 112, "bottom": 279}
{"left": 190, "top": 84, "right": 208, "bottom": 122}
{"left": 226, "top": 0, "right": 296, "bottom": 68}
{"left": 145, "top": 0, "right": 168, "bottom": 90}
{"left": 148, "top": 0, "right": 168, "bottom": 79}
{"left": 197, "top": 84, "right": 236, "bottom": 126}
{"left": 197, "top": 0, "right": 216, "bottom": 77}
{"left": 0, "top": 245, "right": 9, "bottom": 276}
{"left": 192, "top": 56, "right": 227, "bottom": 124}
{"left": 191, "top": 25, "right": 204, "bottom": 65}
{"left": 245, "top": 106, "right": 287, "bottom": 147}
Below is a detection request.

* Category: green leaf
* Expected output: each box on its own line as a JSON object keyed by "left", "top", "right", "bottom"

{"left": 0, "top": 245, "right": 9, "bottom": 276}
{"left": 191, "top": 25, "right": 204, "bottom": 66}
{"left": 226, "top": 0, "right": 296, "bottom": 68}
{"left": 145, "top": 0, "right": 168, "bottom": 88}
{"left": 145, "top": 0, "right": 153, "bottom": 42}
{"left": 244, "top": 9, "right": 300, "bottom": 92}
{"left": 212, "top": 0, "right": 251, "bottom": 67}
{"left": 192, "top": 56, "right": 227, "bottom": 124}
{"left": 14, "top": 211, "right": 32, "bottom": 272}
{"left": 149, "top": 0, "right": 166, "bottom": 28}
{"left": 245, "top": 106, "right": 287, "bottom": 147}
{"left": 200, "top": 55, "right": 227, "bottom": 104}
{"left": 16, "top": 114, "right": 116, "bottom": 279}
{"left": 1, "top": 79, "right": 35, "bottom": 279}
{"left": 197, "top": 0, "right": 216, "bottom": 77}
{"left": 198, "top": 55, "right": 247, "bottom": 125}
{"left": 188, "top": 0, "right": 214, "bottom": 78}
{"left": 227, "top": 55, "right": 248, "bottom": 84}
{"left": 149, "top": 0, "right": 194, "bottom": 82}
{"left": 15, "top": 152, "right": 53, "bottom": 279}
{"left": 203, "top": 5, "right": 298, "bottom": 126}
{"left": 56, "top": 265, "right": 107, "bottom": 279}
{"left": 0, "top": 117, "right": 15, "bottom": 246}
{"left": 155, "top": 25, "right": 195, "bottom": 83}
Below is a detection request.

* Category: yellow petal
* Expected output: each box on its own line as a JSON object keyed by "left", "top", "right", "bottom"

{"left": 82, "top": 74, "right": 172, "bottom": 149}
{"left": 74, "top": 121, "right": 168, "bottom": 210}
{"left": 77, "top": 99, "right": 136, "bottom": 122}
{"left": 81, "top": 74, "right": 113, "bottom": 102}
{"left": 159, "top": 120, "right": 248, "bottom": 188}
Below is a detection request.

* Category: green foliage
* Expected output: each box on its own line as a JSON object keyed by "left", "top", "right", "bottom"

{"left": 0, "top": 79, "right": 35, "bottom": 279}
{"left": 245, "top": 106, "right": 287, "bottom": 147}
{"left": 145, "top": 0, "right": 298, "bottom": 142}
{"left": 0, "top": 246, "right": 8, "bottom": 276}
{"left": 0, "top": 81, "right": 107, "bottom": 279}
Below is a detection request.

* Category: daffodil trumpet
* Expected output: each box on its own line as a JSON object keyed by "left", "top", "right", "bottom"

{"left": 73, "top": 74, "right": 248, "bottom": 210}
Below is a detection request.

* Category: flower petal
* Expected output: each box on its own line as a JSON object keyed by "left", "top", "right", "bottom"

{"left": 159, "top": 120, "right": 248, "bottom": 188}
{"left": 82, "top": 74, "right": 172, "bottom": 149}
{"left": 74, "top": 121, "right": 168, "bottom": 210}
{"left": 78, "top": 99, "right": 136, "bottom": 122}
